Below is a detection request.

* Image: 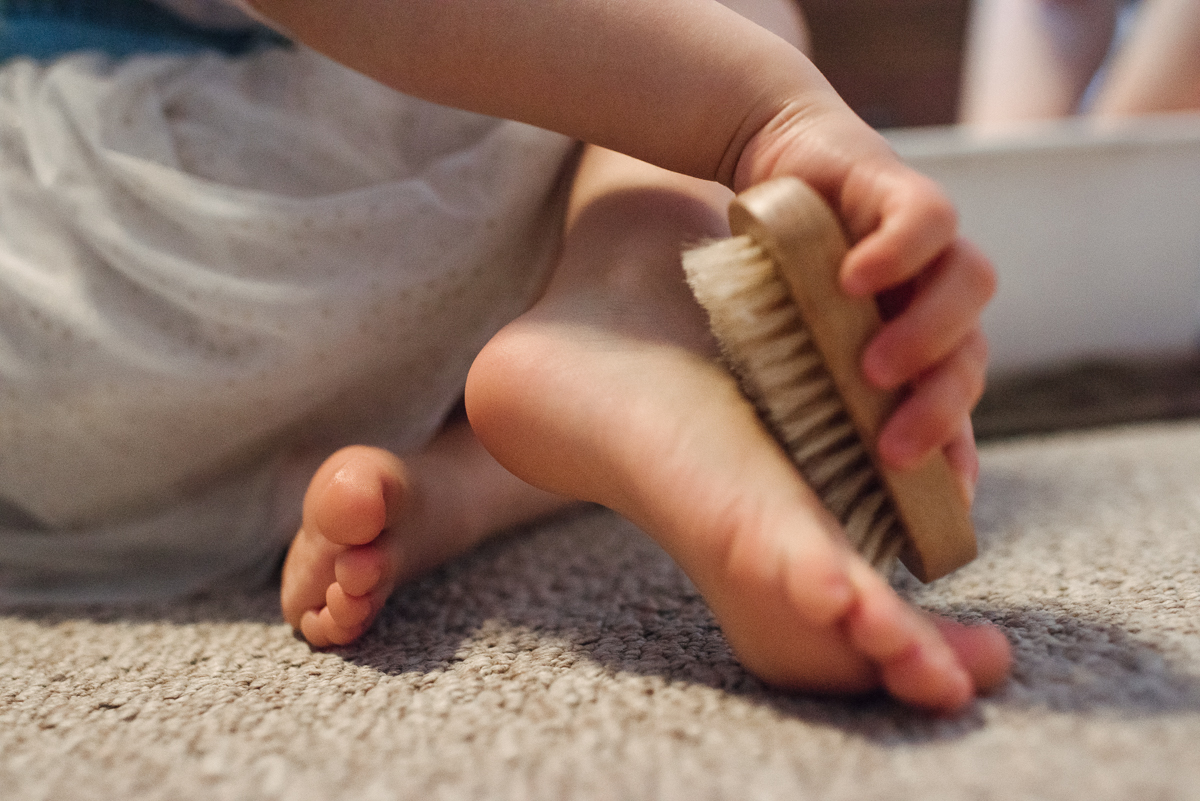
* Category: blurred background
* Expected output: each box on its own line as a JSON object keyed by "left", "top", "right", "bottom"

{"left": 800, "top": 0, "right": 1200, "bottom": 437}
{"left": 803, "top": 0, "right": 971, "bottom": 128}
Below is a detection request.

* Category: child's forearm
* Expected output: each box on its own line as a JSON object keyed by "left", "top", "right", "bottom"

{"left": 242, "top": 0, "right": 839, "bottom": 186}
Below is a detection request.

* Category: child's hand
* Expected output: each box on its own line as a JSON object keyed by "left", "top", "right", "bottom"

{"left": 737, "top": 108, "right": 997, "bottom": 497}
{"left": 859, "top": 229, "right": 994, "bottom": 500}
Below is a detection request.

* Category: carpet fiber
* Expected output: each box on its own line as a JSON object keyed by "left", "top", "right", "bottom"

{"left": 3, "top": 387, "right": 1200, "bottom": 799}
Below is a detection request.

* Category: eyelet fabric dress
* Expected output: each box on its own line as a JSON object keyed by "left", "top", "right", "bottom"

{"left": 0, "top": 0, "right": 578, "bottom": 602}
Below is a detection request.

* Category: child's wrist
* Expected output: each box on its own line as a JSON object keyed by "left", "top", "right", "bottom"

{"left": 729, "top": 100, "right": 810, "bottom": 192}
{"left": 730, "top": 98, "right": 898, "bottom": 195}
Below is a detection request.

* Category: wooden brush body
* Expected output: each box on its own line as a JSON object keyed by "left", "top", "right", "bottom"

{"left": 684, "top": 177, "right": 976, "bottom": 582}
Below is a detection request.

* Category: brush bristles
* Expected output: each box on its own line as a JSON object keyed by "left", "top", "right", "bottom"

{"left": 682, "top": 236, "right": 905, "bottom": 571}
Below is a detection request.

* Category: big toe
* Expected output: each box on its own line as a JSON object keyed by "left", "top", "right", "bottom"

{"left": 306, "top": 446, "right": 409, "bottom": 547}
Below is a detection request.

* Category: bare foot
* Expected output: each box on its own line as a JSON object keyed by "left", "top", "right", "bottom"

{"left": 465, "top": 154, "right": 1011, "bottom": 711}
{"left": 280, "top": 420, "right": 574, "bottom": 647}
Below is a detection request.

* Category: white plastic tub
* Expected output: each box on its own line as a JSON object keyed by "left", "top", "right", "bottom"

{"left": 889, "top": 113, "right": 1200, "bottom": 375}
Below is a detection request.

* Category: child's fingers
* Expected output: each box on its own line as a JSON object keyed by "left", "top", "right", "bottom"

{"left": 876, "top": 329, "right": 988, "bottom": 470}
{"left": 942, "top": 418, "right": 981, "bottom": 505}
{"left": 839, "top": 168, "right": 958, "bottom": 297}
{"left": 862, "top": 238, "right": 997, "bottom": 390}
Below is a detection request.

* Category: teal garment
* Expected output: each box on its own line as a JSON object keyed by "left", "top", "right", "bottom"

{"left": 0, "top": 0, "right": 285, "bottom": 61}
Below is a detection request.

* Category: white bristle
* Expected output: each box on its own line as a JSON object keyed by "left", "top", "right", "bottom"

{"left": 804, "top": 437, "right": 868, "bottom": 490}
{"left": 785, "top": 416, "right": 855, "bottom": 462}
{"left": 822, "top": 463, "right": 877, "bottom": 519}
{"left": 682, "top": 235, "right": 905, "bottom": 573}
{"left": 860, "top": 505, "right": 904, "bottom": 567}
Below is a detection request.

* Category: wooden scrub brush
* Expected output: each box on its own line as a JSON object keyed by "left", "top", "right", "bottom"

{"left": 682, "top": 177, "right": 975, "bottom": 582}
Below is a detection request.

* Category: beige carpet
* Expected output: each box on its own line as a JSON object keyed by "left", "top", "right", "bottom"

{"left": 3, "top": 389, "right": 1200, "bottom": 799}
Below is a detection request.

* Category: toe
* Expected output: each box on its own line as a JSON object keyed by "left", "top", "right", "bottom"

{"left": 875, "top": 637, "right": 974, "bottom": 712}
{"left": 299, "top": 609, "right": 333, "bottom": 648}
{"left": 334, "top": 544, "right": 388, "bottom": 598}
{"left": 303, "top": 607, "right": 360, "bottom": 647}
{"left": 298, "top": 586, "right": 376, "bottom": 649}
{"left": 323, "top": 583, "right": 376, "bottom": 642}
{"left": 780, "top": 532, "right": 857, "bottom": 629}
{"left": 843, "top": 561, "right": 974, "bottom": 711}
{"left": 280, "top": 527, "right": 339, "bottom": 631}
{"left": 933, "top": 617, "right": 1013, "bottom": 694}
{"left": 306, "top": 446, "right": 408, "bottom": 547}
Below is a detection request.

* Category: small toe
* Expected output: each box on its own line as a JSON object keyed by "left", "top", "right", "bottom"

{"left": 334, "top": 544, "right": 388, "bottom": 598}
{"left": 877, "top": 639, "right": 974, "bottom": 712}
{"left": 323, "top": 583, "right": 376, "bottom": 642}
{"left": 780, "top": 532, "right": 858, "bottom": 629}
{"left": 933, "top": 618, "right": 1013, "bottom": 694}
{"left": 299, "top": 608, "right": 333, "bottom": 648}
{"left": 300, "top": 604, "right": 368, "bottom": 649}
{"left": 280, "top": 528, "right": 339, "bottom": 631}
{"left": 843, "top": 562, "right": 974, "bottom": 711}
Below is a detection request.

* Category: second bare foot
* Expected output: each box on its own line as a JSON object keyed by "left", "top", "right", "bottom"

{"left": 280, "top": 422, "right": 573, "bottom": 647}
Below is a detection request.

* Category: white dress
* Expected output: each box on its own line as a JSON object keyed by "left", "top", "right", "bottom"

{"left": 0, "top": 44, "right": 577, "bottom": 602}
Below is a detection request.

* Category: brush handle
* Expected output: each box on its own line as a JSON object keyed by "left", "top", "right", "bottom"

{"left": 730, "top": 177, "right": 976, "bottom": 582}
